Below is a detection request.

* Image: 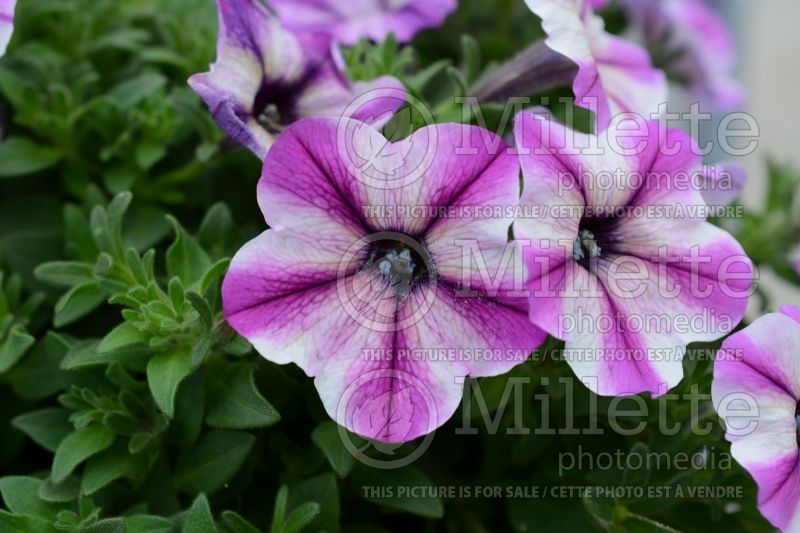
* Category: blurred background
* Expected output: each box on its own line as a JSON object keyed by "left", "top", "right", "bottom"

{"left": 728, "top": 0, "right": 800, "bottom": 311}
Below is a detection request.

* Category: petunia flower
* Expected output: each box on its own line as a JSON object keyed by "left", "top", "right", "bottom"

{"left": 712, "top": 305, "right": 800, "bottom": 531}
{"left": 513, "top": 111, "right": 752, "bottom": 396}
{"left": 0, "top": 0, "right": 16, "bottom": 56}
{"left": 623, "top": 0, "right": 745, "bottom": 110}
{"left": 268, "top": 0, "right": 457, "bottom": 45}
{"left": 222, "top": 116, "right": 546, "bottom": 443}
{"left": 524, "top": 0, "right": 668, "bottom": 132}
{"left": 188, "top": 0, "right": 405, "bottom": 160}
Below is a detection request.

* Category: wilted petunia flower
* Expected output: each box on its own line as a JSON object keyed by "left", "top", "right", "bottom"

{"left": 712, "top": 305, "right": 800, "bottom": 532}
{"left": 623, "top": 0, "right": 745, "bottom": 110}
{"left": 189, "top": 0, "right": 404, "bottom": 159}
{"left": 513, "top": 111, "right": 752, "bottom": 396}
{"left": 222, "top": 117, "right": 546, "bottom": 443}
{"left": 0, "top": 0, "right": 16, "bottom": 56}
{"left": 268, "top": 0, "right": 457, "bottom": 45}
{"left": 524, "top": 0, "right": 668, "bottom": 131}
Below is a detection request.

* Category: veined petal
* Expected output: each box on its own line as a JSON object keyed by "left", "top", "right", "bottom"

{"left": 525, "top": 0, "right": 667, "bottom": 131}
{"left": 0, "top": 0, "right": 15, "bottom": 56}
{"left": 513, "top": 110, "right": 635, "bottom": 209}
{"left": 712, "top": 312, "right": 800, "bottom": 531}
{"left": 189, "top": 0, "right": 331, "bottom": 158}
{"left": 270, "top": 0, "right": 457, "bottom": 44}
{"left": 295, "top": 66, "right": 405, "bottom": 128}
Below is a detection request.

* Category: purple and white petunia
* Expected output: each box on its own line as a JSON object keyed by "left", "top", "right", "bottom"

{"left": 188, "top": 0, "right": 404, "bottom": 160}
{"left": 524, "top": 0, "right": 668, "bottom": 132}
{"left": 623, "top": 0, "right": 745, "bottom": 110}
{"left": 0, "top": 0, "right": 16, "bottom": 56}
{"left": 268, "top": 0, "right": 457, "bottom": 45}
{"left": 513, "top": 111, "right": 752, "bottom": 396}
{"left": 222, "top": 117, "right": 546, "bottom": 443}
{"left": 712, "top": 305, "right": 800, "bottom": 532}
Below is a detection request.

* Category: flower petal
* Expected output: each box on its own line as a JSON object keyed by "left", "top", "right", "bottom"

{"left": 525, "top": 0, "right": 667, "bottom": 131}
{"left": 0, "top": 0, "right": 15, "bottom": 56}
{"left": 270, "top": 0, "right": 457, "bottom": 44}
{"left": 189, "top": 0, "right": 331, "bottom": 158}
{"left": 712, "top": 312, "right": 800, "bottom": 531}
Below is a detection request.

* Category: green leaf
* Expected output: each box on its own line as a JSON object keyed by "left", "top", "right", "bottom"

{"left": 206, "top": 363, "right": 280, "bottom": 430}
{"left": 34, "top": 261, "right": 95, "bottom": 287}
{"left": 287, "top": 474, "right": 339, "bottom": 533}
{"left": 353, "top": 466, "right": 443, "bottom": 518}
{"left": 0, "top": 137, "right": 62, "bottom": 177}
{"left": 169, "top": 370, "right": 205, "bottom": 448}
{"left": 38, "top": 476, "right": 80, "bottom": 503}
{"left": 311, "top": 422, "right": 356, "bottom": 478}
{"left": 219, "top": 511, "right": 260, "bottom": 533}
{"left": 166, "top": 216, "right": 211, "bottom": 287}
{"left": 197, "top": 203, "right": 240, "bottom": 258}
{"left": 108, "top": 72, "right": 167, "bottom": 109}
{"left": 53, "top": 282, "right": 105, "bottom": 328}
{"left": 12, "top": 408, "right": 73, "bottom": 452}
{"left": 125, "top": 515, "right": 174, "bottom": 533}
{"left": 52, "top": 425, "right": 115, "bottom": 483}
{"left": 280, "top": 503, "right": 320, "bottom": 533}
{"left": 174, "top": 430, "right": 254, "bottom": 494}
{"left": 97, "top": 322, "right": 148, "bottom": 353}
{"left": 0, "top": 510, "right": 55, "bottom": 533}
{"left": 182, "top": 494, "right": 217, "bottom": 533}
{"left": 81, "top": 442, "right": 147, "bottom": 495}
{"left": 0, "top": 476, "right": 64, "bottom": 520}
{"left": 0, "top": 324, "right": 35, "bottom": 373}
{"left": 8, "top": 332, "right": 72, "bottom": 400}
{"left": 80, "top": 518, "right": 127, "bottom": 533}
{"left": 147, "top": 346, "right": 193, "bottom": 418}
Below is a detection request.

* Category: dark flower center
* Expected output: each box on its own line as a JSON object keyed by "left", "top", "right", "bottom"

{"left": 364, "top": 237, "right": 432, "bottom": 299}
{"left": 253, "top": 81, "right": 300, "bottom": 134}
{"left": 795, "top": 400, "right": 800, "bottom": 446}
{"left": 573, "top": 216, "right": 618, "bottom": 270}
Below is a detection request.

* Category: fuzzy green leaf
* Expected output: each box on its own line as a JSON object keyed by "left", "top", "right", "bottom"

{"left": 182, "top": 494, "right": 217, "bottom": 533}
{"left": 174, "top": 430, "right": 254, "bottom": 494}
{"left": 0, "top": 137, "right": 62, "bottom": 177}
{"left": 51, "top": 426, "right": 115, "bottom": 483}
{"left": 311, "top": 422, "right": 357, "bottom": 478}
{"left": 12, "top": 408, "right": 73, "bottom": 452}
{"left": 206, "top": 363, "right": 280, "bottom": 430}
{"left": 146, "top": 346, "right": 193, "bottom": 418}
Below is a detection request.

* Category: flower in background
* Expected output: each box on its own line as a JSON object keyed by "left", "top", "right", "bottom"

{"left": 524, "top": 0, "right": 667, "bottom": 132}
{"left": 513, "top": 111, "right": 752, "bottom": 396}
{"left": 623, "top": 0, "right": 745, "bottom": 110}
{"left": 222, "top": 117, "right": 545, "bottom": 443}
{"left": 712, "top": 305, "right": 800, "bottom": 532}
{"left": 268, "top": 0, "right": 457, "bottom": 45}
{"left": 189, "top": 0, "right": 404, "bottom": 159}
{"left": 700, "top": 162, "right": 747, "bottom": 206}
{"left": 0, "top": 0, "right": 16, "bottom": 55}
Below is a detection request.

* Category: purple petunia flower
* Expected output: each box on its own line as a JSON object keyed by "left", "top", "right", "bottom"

{"left": 222, "top": 117, "right": 546, "bottom": 443}
{"left": 188, "top": 0, "right": 405, "bottom": 160}
{"left": 513, "top": 111, "right": 752, "bottom": 396}
{"left": 524, "top": 0, "right": 668, "bottom": 132}
{"left": 712, "top": 305, "right": 800, "bottom": 532}
{"left": 623, "top": 0, "right": 745, "bottom": 111}
{"left": 0, "top": 0, "right": 16, "bottom": 56}
{"left": 268, "top": 0, "right": 457, "bottom": 45}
